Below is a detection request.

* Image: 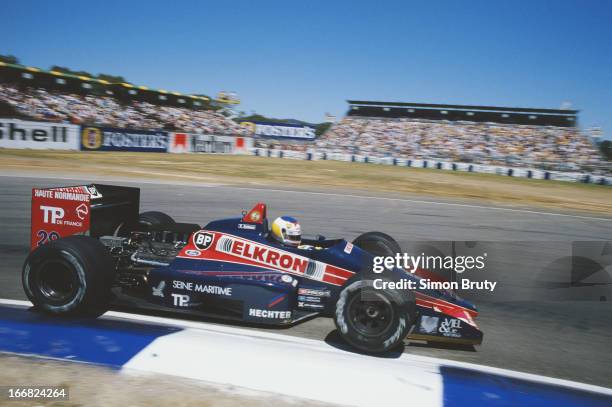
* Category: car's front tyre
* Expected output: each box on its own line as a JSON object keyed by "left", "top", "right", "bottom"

{"left": 353, "top": 231, "right": 402, "bottom": 257}
{"left": 334, "top": 278, "right": 415, "bottom": 353}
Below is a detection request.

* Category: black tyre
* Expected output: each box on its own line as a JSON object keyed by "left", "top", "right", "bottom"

{"left": 138, "top": 211, "right": 175, "bottom": 229}
{"left": 22, "top": 236, "right": 114, "bottom": 316}
{"left": 353, "top": 231, "right": 401, "bottom": 257}
{"left": 334, "top": 278, "right": 415, "bottom": 353}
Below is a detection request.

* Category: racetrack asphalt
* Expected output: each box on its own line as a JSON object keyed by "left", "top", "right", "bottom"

{"left": 0, "top": 174, "right": 610, "bottom": 387}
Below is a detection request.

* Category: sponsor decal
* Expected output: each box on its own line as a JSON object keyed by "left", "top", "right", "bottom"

{"left": 80, "top": 126, "right": 168, "bottom": 152}
{"left": 174, "top": 133, "right": 187, "bottom": 148}
{"left": 300, "top": 302, "right": 324, "bottom": 310}
{"left": 241, "top": 121, "right": 316, "bottom": 140}
{"left": 235, "top": 137, "right": 245, "bottom": 149}
{"left": 297, "top": 288, "right": 331, "bottom": 297}
{"left": 81, "top": 127, "right": 103, "bottom": 149}
{"left": 40, "top": 206, "right": 64, "bottom": 225}
{"left": 344, "top": 242, "right": 354, "bottom": 254}
{"left": 248, "top": 308, "right": 291, "bottom": 319}
{"left": 238, "top": 223, "right": 256, "bottom": 230}
{"left": 439, "top": 318, "right": 462, "bottom": 338}
{"left": 85, "top": 185, "right": 103, "bottom": 199}
{"left": 171, "top": 293, "right": 190, "bottom": 307}
{"left": 298, "top": 295, "right": 321, "bottom": 303}
{"left": 268, "top": 293, "right": 287, "bottom": 308}
{"left": 75, "top": 203, "right": 89, "bottom": 220}
{"left": 281, "top": 274, "right": 293, "bottom": 284}
{"left": 217, "top": 236, "right": 326, "bottom": 280}
{"left": 31, "top": 187, "right": 90, "bottom": 250}
{"left": 34, "top": 187, "right": 90, "bottom": 202}
{"left": 185, "top": 249, "right": 201, "bottom": 257}
{"left": 172, "top": 280, "right": 232, "bottom": 296}
{"left": 0, "top": 120, "right": 78, "bottom": 150}
{"left": 419, "top": 315, "right": 439, "bottom": 334}
{"left": 193, "top": 231, "right": 214, "bottom": 250}
{"left": 152, "top": 281, "right": 165, "bottom": 298}
{"left": 35, "top": 230, "right": 60, "bottom": 247}
{"left": 169, "top": 132, "right": 190, "bottom": 153}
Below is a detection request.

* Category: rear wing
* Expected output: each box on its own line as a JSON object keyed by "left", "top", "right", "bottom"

{"left": 31, "top": 184, "right": 140, "bottom": 250}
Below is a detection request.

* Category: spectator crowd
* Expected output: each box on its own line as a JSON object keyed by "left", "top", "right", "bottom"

{"left": 0, "top": 83, "right": 606, "bottom": 172}
{"left": 0, "top": 84, "right": 250, "bottom": 136}
{"left": 312, "top": 117, "right": 604, "bottom": 171}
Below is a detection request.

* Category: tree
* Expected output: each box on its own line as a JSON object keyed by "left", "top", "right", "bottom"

{"left": 599, "top": 140, "right": 611, "bottom": 161}
{"left": 0, "top": 54, "right": 19, "bottom": 64}
{"left": 50, "top": 65, "right": 94, "bottom": 78}
{"left": 315, "top": 122, "right": 332, "bottom": 136}
{"left": 97, "top": 73, "right": 127, "bottom": 83}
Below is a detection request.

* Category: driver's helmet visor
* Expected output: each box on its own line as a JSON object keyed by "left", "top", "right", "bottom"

{"left": 284, "top": 233, "right": 301, "bottom": 243}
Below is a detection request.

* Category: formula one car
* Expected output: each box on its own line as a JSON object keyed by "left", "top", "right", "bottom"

{"left": 23, "top": 184, "right": 483, "bottom": 353}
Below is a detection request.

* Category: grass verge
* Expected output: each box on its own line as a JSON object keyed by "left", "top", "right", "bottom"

{"left": 1, "top": 149, "right": 610, "bottom": 215}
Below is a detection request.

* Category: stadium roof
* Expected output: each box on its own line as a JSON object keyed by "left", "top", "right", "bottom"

{"left": 0, "top": 61, "right": 210, "bottom": 101}
{"left": 346, "top": 100, "right": 578, "bottom": 127}
{"left": 347, "top": 100, "right": 578, "bottom": 115}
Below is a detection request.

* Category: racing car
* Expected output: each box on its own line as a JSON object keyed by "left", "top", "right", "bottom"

{"left": 22, "top": 184, "right": 483, "bottom": 353}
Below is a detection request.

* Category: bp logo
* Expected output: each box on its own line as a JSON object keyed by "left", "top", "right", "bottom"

{"left": 81, "top": 127, "right": 103, "bottom": 149}
{"left": 193, "top": 231, "right": 214, "bottom": 250}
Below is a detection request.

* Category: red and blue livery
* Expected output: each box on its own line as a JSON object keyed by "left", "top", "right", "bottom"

{"left": 23, "top": 184, "right": 483, "bottom": 353}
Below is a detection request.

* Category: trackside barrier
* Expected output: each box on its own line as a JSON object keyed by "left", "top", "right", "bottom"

{"left": 1, "top": 301, "right": 611, "bottom": 407}
{"left": 1, "top": 116, "right": 606, "bottom": 185}
{"left": 0, "top": 119, "right": 79, "bottom": 150}
{"left": 250, "top": 148, "right": 611, "bottom": 185}
{"left": 0, "top": 118, "right": 254, "bottom": 154}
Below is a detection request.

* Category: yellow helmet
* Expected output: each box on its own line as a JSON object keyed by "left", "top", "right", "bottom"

{"left": 271, "top": 216, "right": 301, "bottom": 247}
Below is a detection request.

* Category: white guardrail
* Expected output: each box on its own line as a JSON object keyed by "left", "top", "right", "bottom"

{"left": 252, "top": 148, "right": 612, "bottom": 185}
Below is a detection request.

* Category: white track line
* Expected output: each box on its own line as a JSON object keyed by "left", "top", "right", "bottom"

{"left": 2, "top": 298, "right": 611, "bottom": 396}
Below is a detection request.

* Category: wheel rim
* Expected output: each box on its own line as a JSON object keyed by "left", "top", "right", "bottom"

{"left": 34, "top": 259, "right": 79, "bottom": 305}
{"left": 347, "top": 291, "right": 395, "bottom": 337}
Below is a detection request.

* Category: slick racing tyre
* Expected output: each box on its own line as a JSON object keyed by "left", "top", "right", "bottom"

{"left": 114, "top": 211, "right": 176, "bottom": 236}
{"left": 334, "top": 278, "right": 415, "bottom": 353}
{"left": 353, "top": 232, "right": 402, "bottom": 257}
{"left": 22, "top": 236, "right": 114, "bottom": 317}
{"left": 138, "top": 211, "right": 175, "bottom": 229}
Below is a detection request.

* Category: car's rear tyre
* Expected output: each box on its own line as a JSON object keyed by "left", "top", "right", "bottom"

{"left": 353, "top": 232, "right": 401, "bottom": 257}
{"left": 334, "top": 278, "right": 415, "bottom": 353}
{"left": 138, "top": 211, "right": 175, "bottom": 229}
{"left": 114, "top": 211, "right": 176, "bottom": 236}
{"left": 22, "top": 236, "right": 114, "bottom": 317}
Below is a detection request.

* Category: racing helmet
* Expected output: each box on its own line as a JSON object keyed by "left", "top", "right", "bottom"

{"left": 271, "top": 216, "right": 302, "bottom": 247}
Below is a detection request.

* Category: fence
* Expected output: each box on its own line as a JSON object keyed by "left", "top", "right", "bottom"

{"left": 251, "top": 148, "right": 612, "bottom": 186}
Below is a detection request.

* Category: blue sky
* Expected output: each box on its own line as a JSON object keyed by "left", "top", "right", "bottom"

{"left": 2, "top": 0, "right": 611, "bottom": 136}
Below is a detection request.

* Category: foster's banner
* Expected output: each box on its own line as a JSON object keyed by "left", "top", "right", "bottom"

{"left": 240, "top": 121, "right": 315, "bottom": 140}
{"left": 81, "top": 126, "right": 168, "bottom": 152}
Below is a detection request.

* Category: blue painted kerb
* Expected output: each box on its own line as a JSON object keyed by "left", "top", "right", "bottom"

{"left": 0, "top": 305, "right": 179, "bottom": 366}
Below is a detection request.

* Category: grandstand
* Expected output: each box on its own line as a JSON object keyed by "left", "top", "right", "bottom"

{"left": 0, "top": 63, "right": 249, "bottom": 136}
{"left": 314, "top": 101, "right": 605, "bottom": 172}
{"left": 0, "top": 61, "right": 607, "bottom": 174}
